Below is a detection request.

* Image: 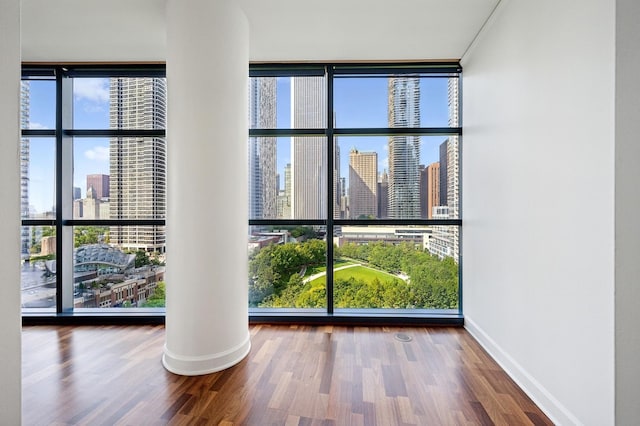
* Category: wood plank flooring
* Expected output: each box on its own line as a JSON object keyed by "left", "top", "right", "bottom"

{"left": 22, "top": 324, "right": 553, "bottom": 425}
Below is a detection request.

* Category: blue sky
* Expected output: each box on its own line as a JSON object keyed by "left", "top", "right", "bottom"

{"left": 274, "top": 76, "right": 450, "bottom": 189}
{"left": 25, "top": 79, "right": 112, "bottom": 213}
{"left": 25, "top": 76, "right": 452, "bottom": 214}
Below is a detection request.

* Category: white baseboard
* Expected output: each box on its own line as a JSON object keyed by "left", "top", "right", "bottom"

{"left": 464, "top": 316, "right": 581, "bottom": 425}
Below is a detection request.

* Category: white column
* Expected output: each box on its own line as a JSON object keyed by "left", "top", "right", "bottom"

{"left": 0, "top": 0, "right": 22, "bottom": 422}
{"left": 163, "top": 0, "right": 251, "bottom": 375}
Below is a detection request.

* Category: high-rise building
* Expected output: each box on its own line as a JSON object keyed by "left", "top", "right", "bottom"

{"left": 291, "top": 77, "right": 327, "bottom": 219}
{"left": 339, "top": 176, "right": 348, "bottom": 219}
{"left": 76, "top": 185, "right": 111, "bottom": 220}
{"left": 446, "top": 78, "right": 460, "bottom": 260}
{"left": 73, "top": 187, "right": 82, "bottom": 200}
{"left": 420, "top": 162, "right": 440, "bottom": 219}
{"left": 248, "top": 78, "right": 277, "bottom": 219}
{"left": 109, "top": 77, "right": 166, "bottom": 252}
{"left": 377, "top": 170, "right": 389, "bottom": 219}
{"left": 439, "top": 140, "right": 448, "bottom": 206}
{"left": 387, "top": 77, "right": 421, "bottom": 218}
{"left": 20, "top": 81, "right": 30, "bottom": 255}
{"left": 86, "top": 174, "right": 110, "bottom": 200}
{"left": 431, "top": 77, "right": 460, "bottom": 261}
{"left": 348, "top": 148, "right": 378, "bottom": 219}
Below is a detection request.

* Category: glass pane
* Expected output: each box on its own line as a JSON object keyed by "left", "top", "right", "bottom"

{"left": 249, "top": 136, "right": 328, "bottom": 220}
{"left": 333, "top": 225, "right": 459, "bottom": 311}
{"left": 73, "top": 226, "right": 166, "bottom": 308}
{"left": 334, "top": 75, "right": 459, "bottom": 128}
{"left": 249, "top": 76, "right": 326, "bottom": 129}
{"left": 22, "top": 137, "right": 56, "bottom": 219}
{"left": 21, "top": 226, "right": 57, "bottom": 310}
{"left": 73, "top": 137, "right": 167, "bottom": 220}
{"left": 248, "top": 230, "right": 327, "bottom": 309}
{"left": 336, "top": 135, "right": 459, "bottom": 219}
{"left": 72, "top": 138, "right": 110, "bottom": 218}
{"left": 73, "top": 77, "right": 167, "bottom": 129}
{"left": 21, "top": 79, "right": 56, "bottom": 130}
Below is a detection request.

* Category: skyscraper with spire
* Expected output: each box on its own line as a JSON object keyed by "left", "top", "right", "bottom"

{"left": 109, "top": 77, "right": 166, "bottom": 252}
{"left": 387, "top": 77, "right": 421, "bottom": 219}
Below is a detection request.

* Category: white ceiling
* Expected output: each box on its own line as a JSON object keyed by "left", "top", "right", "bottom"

{"left": 21, "top": 0, "right": 499, "bottom": 63}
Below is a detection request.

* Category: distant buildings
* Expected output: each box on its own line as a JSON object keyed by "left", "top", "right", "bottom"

{"left": 348, "top": 148, "right": 377, "bottom": 219}
{"left": 109, "top": 77, "right": 166, "bottom": 252}
{"left": 377, "top": 170, "right": 389, "bottom": 219}
{"left": 420, "top": 162, "right": 440, "bottom": 219}
{"left": 74, "top": 185, "right": 110, "bottom": 220}
{"left": 86, "top": 174, "right": 110, "bottom": 200}
{"left": 276, "top": 163, "right": 292, "bottom": 219}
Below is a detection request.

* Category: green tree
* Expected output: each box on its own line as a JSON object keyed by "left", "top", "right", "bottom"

{"left": 74, "top": 226, "right": 109, "bottom": 248}
{"left": 142, "top": 281, "right": 166, "bottom": 307}
{"left": 134, "top": 250, "right": 150, "bottom": 268}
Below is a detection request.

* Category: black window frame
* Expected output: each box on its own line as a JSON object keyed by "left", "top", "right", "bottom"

{"left": 21, "top": 64, "right": 166, "bottom": 322}
{"left": 21, "top": 62, "right": 463, "bottom": 326}
{"left": 248, "top": 62, "right": 463, "bottom": 325}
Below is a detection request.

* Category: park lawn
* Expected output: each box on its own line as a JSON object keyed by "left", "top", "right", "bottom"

{"left": 309, "top": 264, "right": 401, "bottom": 287}
{"left": 303, "top": 259, "right": 354, "bottom": 277}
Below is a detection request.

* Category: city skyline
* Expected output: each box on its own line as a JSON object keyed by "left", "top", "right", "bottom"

{"left": 249, "top": 75, "right": 457, "bottom": 222}
{"left": 23, "top": 75, "right": 457, "bottom": 217}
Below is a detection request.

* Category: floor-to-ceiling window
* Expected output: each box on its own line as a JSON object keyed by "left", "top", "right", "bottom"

{"left": 248, "top": 63, "right": 462, "bottom": 321}
{"left": 20, "top": 65, "right": 166, "bottom": 315}
{"left": 21, "top": 63, "right": 461, "bottom": 322}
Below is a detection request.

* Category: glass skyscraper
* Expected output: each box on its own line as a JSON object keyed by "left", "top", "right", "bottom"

{"left": 387, "top": 77, "right": 421, "bottom": 219}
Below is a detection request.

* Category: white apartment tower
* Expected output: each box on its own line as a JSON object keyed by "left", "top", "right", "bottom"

{"left": 249, "top": 78, "right": 277, "bottom": 219}
{"left": 348, "top": 149, "right": 378, "bottom": 219}
{"left": 387, "top": 77, "right": 421, "bottom": 218}
{"left": 291, "top": 77, "right": 327, "bottom": 219}
{"left": 109, "top": 77, "right": 167, "bottom": 252}
{"left": 446, "top": 77, "right": 460, "bottom": 260}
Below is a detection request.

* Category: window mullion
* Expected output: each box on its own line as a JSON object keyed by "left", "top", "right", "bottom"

{"left": 326, "top": 66, "right": 334, "bottom": 315}
{"left": 59, "top": 73, "right": 75, "bottom": 312}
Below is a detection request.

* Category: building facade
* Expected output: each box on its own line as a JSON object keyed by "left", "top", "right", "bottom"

{"left": 348, "top": 148, "right": 378, "bottom": 219}
{"left": 248, "top": 77, "right": 277, "bottom": 219}
{"left": 109, "top": 77, "right": 166, "bottom": 252}
{"left": 387, "top": 77, "right": 421, "bottom": 219}
{"left": 291, "top": 77, "right": 327, "bottom": 219}
{"left": 86, "top": 174, "right": 110, "bottom": 200}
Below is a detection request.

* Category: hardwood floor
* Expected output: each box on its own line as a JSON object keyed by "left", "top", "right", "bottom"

{"left": 22, "top": 324, "right": 553, "bottom": 425}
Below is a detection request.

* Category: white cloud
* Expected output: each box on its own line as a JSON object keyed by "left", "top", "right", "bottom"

{"left": 29, "top": 122, "right": 48, "bottom": 130}
{"left": 381, "top": 157, "right": 389, "bottom": 171}
{"left": 85, "top": 146, "right": 109, "bottom": 162}
{"left": 74, "top": 78, "right": 109, "bottom": 103}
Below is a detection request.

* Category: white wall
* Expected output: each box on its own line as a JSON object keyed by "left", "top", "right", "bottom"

{"left": 461, "top": 0, "right": 615, "bottom": 424}
{"left": 615, "top": 0, "right": 640, "bottom": 423}
{"left": 21, "top": 0, "right": 166, "bottom": 62}
{"left": 0, "top": 0, "right": 22, "bottom": 423}
{"left": 19, "top": 0, "right": 498, "bottom": 63}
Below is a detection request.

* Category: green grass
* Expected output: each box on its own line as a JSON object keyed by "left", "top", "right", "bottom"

{"left": 303, "top": 259, "right": 353, "bottom": 277}
{"left": 308, "top": 264, "right": 401, "bottom": 287}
